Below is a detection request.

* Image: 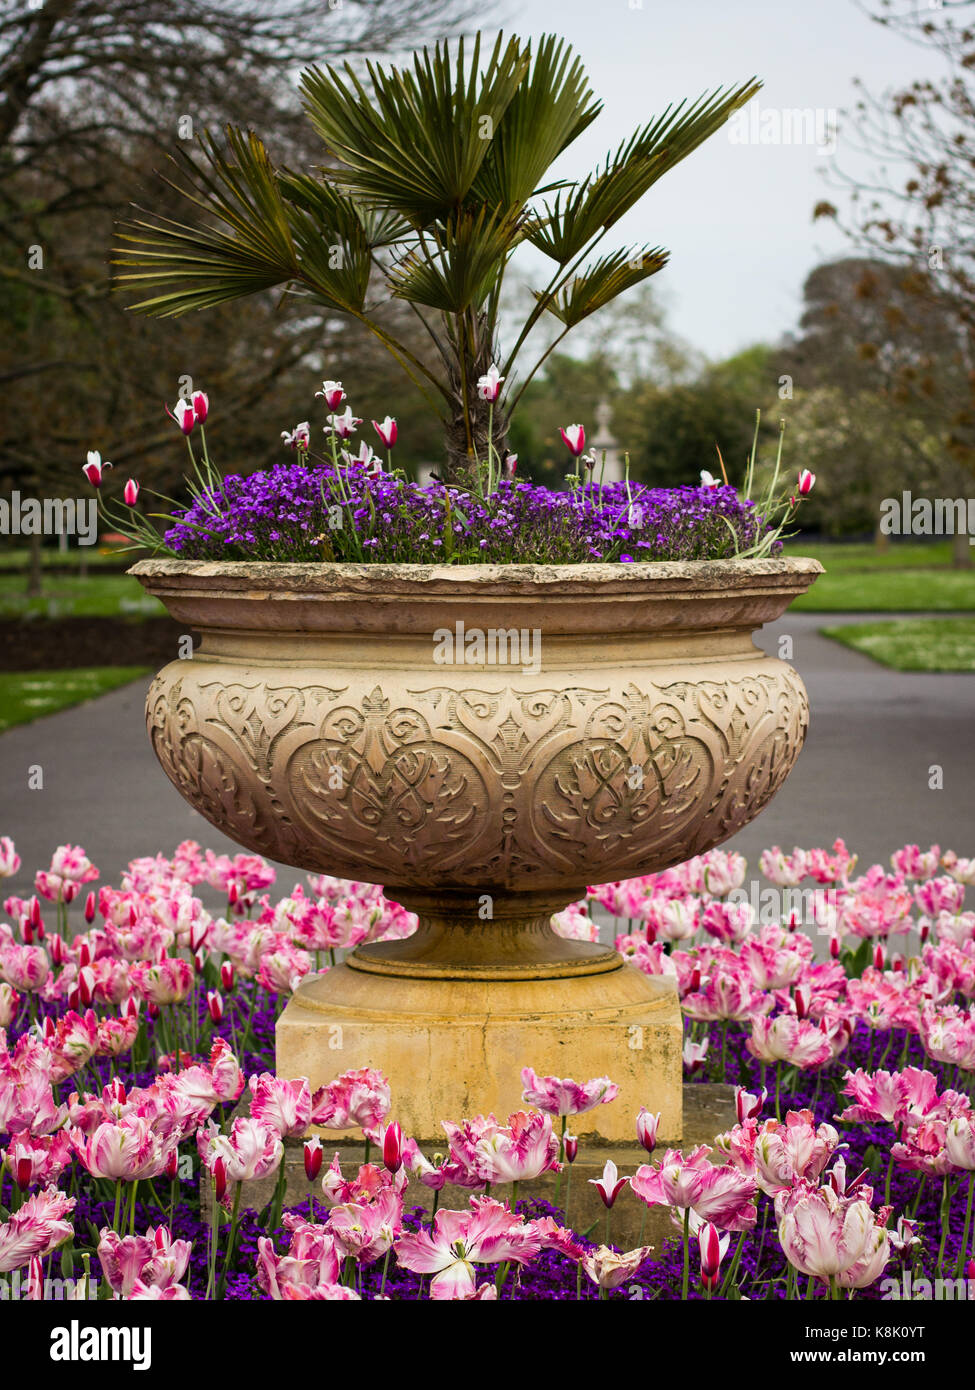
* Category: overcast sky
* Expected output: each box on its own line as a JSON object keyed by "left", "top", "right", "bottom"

{"left": 480, "top": 0, "right": 945, "bottom": 362}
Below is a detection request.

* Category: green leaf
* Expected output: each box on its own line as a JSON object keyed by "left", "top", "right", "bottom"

{"left": 536, "top": 246, "right": 669, "bottom": 327}
{"left": 300, "top": 33, "right": 531, "bottom": 227}
{"left": 529, "top": 80, "right": 762, "bottom": 263}
{"left": 388, "top": 205, "right": 528, "bottom": 313}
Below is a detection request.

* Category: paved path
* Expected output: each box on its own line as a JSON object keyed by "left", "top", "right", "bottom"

{"left": 0, "top": 613, "right": 971, "bottom": 904}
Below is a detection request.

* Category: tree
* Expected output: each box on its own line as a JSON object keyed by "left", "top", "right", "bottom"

{"left": 114, "top": 31, "right": 759, "bottom": 482}
{"left": 0, "top": 0, "right": 478, "bottom": 587}
{"left": 779, "top": 256, "right": 973, "bottom": 556}
{"left": 814, "top": 0, "right": 975, "bottom": 507}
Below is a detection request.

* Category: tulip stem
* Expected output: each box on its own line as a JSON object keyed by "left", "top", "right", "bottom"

{"left": 936, "top": 1176, "right": 953, "bottom": 1274}
{"left": 718, "top": 1231, "right": 745, "bottom": 1298}
{"left": 429, "top": 1188, "right": 440, "bottom": 1233}
{"left": 956, "top": 1174, "right": 975, "bottom": 1280}
{"left": 681, "top": 1206, "right": 690, "bottom": 1300}
{"left": 380, "top": 1247, "right": 391, "bottom": 1298}
{"left": 128, "top": 1180, "right": 138, "bottom": 1237}
{"left": 774, "top": 1066, "right": 782, "bottom": 1122}
{"left": 112, "top": 1179, "right": 122, "bottom": 1235}
{"left": 206, "top": 1181, "right": 220, "bottom": 1300}
{"left": 217, "top": 1182, "right": 242, "bottom": 1301}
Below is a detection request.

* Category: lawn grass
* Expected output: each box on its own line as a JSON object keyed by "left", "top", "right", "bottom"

{"left": 820, "top": 618, "right": 975, "bottom": 671}
{"left": 0, "top": 666, "right": 151, "bottom": 732}
{"left": 785, "top": 539, "right": 975, "bottom": 611}
{"left": 0, "top": 572, "right": 163, "bottom": 619}
{"left": 0, "top": 546, "right": 140, "bottom": 571}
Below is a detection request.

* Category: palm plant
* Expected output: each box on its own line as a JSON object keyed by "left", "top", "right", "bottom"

{"left": 115, "top": 32, "right": 759, "bottom": 483}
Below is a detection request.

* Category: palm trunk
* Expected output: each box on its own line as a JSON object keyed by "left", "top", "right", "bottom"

{"left": 443, "top": 398, "right": 510, "bottom": 486}
{"left": 439, "top": 312, "right": 510, "bottom": 487}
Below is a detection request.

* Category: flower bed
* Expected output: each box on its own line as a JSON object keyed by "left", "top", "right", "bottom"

{"left": 1, "top": 835, "right": 973, "bottom": 1301}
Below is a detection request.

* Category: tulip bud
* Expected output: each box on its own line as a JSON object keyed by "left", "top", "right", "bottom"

{"left": 42, "top": 1015, "right": 56, "bottom": 1042}
{"left": 564, "top": 1134, "right": 579, "bottom": 1163}
{"left": 873, "top": 942, "right": 885, "bottom": 971}
{"left": 207, "top": 990, "right": 223, "bottom": 1022}
{"left": 29, "top": 896, "right": 42, "bottom": 928}
{"left": 194, "top": 949, "right": 206, "bottom": 975}
{"left": 797, "top": 469, "right": 815, "bottom": 496}
{"left": 169, "top": 398, "right": 195, "bottom": 435}
{"left": 77, "top": 966, "right": 95, "bottom": 1007}
{"left": 383, "top": 1121, "right": 403, "bottom": 1174}
{"left": 560, "top": 423, "right": 586, "bottom": 457}
{"left": 67, "top": 987, "right": 80, "bottom": 1012}
{"left": 920, "top": 921, "right": 930, "bottom": 945}
{"left": 688, "top": 967, "right": 701, "bottom": 994}
{"left": 794, "top": 983, "right": 811, "bottom": 1020}
{"left": 316, "top": 380, "right": 346, "bottom": 410}
{"left": 164, "top": 1148, "right": 179, "bottom": 1181}
{"left": 62, "top": 880, "right": 79, "bottom": 904}
{"left": 220, "top": 960, "right": 235, "bottom": 991}
{"left": 77, "top": 939, "right": 91, "bottom": 968}
{"left": 123, "top": 479, "right": 140, "bottom": 506}
{"left": 192, "top": 391, "right": 209, "bottom": 424}
{"left": 21, "top": 917, "right": 33, "bottom": 945}
{"left": 148, "top": 1002, "right": 160, "bottom": 1020}
{"left": 124, "top": 994, "right": 140, "bottom": 1019}
{"left": 735, "top": 1086, "right": 766, "bottom": 1124}
{"left": 109, "top": 1078, "right": 127, "bottom": 1105}
{"left": 829, "top": 934, "right": 841, "bottom": 960}
{"left": 304, "top": 1136, "right": 324, "bottom": 1183}
{"left": 83, "top": 891, "right": 96, "bottom": 924}
{"left": 212, "top": 1156, "right": 227, "bottom": 1203}
{"left": 372, "top": 416, "right": 397, "bottom": 449}
{"left": 636, "top": 1107, "right": 660, "bottom": 1155}
{"left": 698, "top": 1221, "right": 728, "bottom": 1291}
{"left": 967, "top": 1259, "right": 975, "bottom": 1282}
{"left": 15, "top": 1154, "right": 32, "bottom": 1191}
{"left": 49, "top": 932, "right": 64, "bottom": 965}
{"left": 227, "top": 881, "right": 239, "bottom": 907}
{"left": 190, "top": 922, "right": 208, "bottom": 953}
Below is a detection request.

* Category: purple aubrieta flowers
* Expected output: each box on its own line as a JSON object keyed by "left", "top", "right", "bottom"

{"left": 164, "top": 465, "right": 778, "bottom": 565}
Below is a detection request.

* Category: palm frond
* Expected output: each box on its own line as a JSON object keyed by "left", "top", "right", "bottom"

{"left": 535, "top": 247, "right": 669, "bottom": 327}
{"left": 278, "top": 170, "right": 413, "bottom": 249}
{"left": 114, "top": 128, "right": 371, "bottom": 317}
{"left": 471, "top": 34, "right": 602, "bottom": 212}
{"left": 529, "top": 80, "right": 761, "bottom": 263}
{"left": 388, "top": 206, "right": 528, "bottom": 313}
{"left": 300, "top": 33, "right": 531, "bottom": 227}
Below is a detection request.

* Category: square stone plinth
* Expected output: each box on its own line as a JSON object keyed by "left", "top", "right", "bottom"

{"left": 276, "top": 960, "right": 683, "bottom": 1145}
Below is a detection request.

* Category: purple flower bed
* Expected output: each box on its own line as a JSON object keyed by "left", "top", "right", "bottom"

{"left": 163, "top": 468, "right": 776, "bottom": 565}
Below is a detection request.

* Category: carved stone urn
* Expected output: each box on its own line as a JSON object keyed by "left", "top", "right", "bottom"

{"left": 131, "top": 556, "right": 820, "bottom": 1141}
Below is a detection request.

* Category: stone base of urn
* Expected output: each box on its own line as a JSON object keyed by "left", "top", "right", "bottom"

{"left": 206, "top": 1086, "right": 738, "bottom": 1253}
{"left": 276, "top": 910, "right": 683, "bottom": 1145}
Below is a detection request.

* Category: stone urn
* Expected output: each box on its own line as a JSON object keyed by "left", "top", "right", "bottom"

{"left": 131, "top": 556, "right": 820, "bottom": 1141}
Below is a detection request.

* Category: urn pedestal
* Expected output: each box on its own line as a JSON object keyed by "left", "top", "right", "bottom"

{"left": 132, "top": 557, "right": 821, "bottom": 1139}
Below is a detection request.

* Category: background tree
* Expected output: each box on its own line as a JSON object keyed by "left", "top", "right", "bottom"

{"left": 0, "top": 0, "right": 478, "bottom": 587}
{"left": 813, "top": 0, "right": 975, "bottom": 552}
{"left": 777, "top": 255, "right": 973, "bottom": 556}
